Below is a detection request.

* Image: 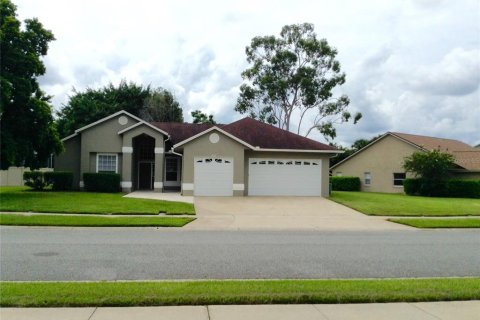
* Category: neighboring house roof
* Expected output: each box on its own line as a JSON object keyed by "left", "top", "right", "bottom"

{"left": 153, "top": 117, "right": 338, "bottom": 153}
{"left": 331, "top": 131, "right": 480, "bottom": 170}
{"left": 390, "top": 132, "right": 474, "bottom": 153}
{"left": 451, "top": 151, "right": 480, "bottom": 171}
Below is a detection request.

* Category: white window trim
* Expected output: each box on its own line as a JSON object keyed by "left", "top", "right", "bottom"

{"left": 96, "top": 153, "right": 118, "bottom": 173}
{"left": 393, "top": 173, "right": 406, "bottom": 187}
{"left": 364, "top": 172, "right": 371, "bottom": 186}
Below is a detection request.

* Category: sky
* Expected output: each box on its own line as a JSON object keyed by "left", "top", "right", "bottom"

{"left": 15, "top": 0, "right": 480, "bottom": 146}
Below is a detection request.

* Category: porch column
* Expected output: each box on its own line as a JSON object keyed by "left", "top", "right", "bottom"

{"left": 121, "top": 146, "right": 133, "bottom": 192}
{"left": 154, "top": 146, "right": 164, "bottom": 192}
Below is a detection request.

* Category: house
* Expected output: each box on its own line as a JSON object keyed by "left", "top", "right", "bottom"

{"left": 55, "top": 110, "right": 341, "bottom": 196}
{"left": 330, "top": 132, "right": 480, "bottom": 193}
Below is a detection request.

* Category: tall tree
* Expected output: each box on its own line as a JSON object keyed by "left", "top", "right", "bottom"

{"left": 235, "top": 23, "right": 361, "bottom": 140}
{"left": 0, "top": 0, "right": 62, "bottom": 169}
{"left": 140, "top": 88, "right": 183, "bottom": 122}
{"left": 56, "top": 81, "right": 151, "bottom": 137}
{"left": 191, "top": 110, "right": 216, "bottom": 124}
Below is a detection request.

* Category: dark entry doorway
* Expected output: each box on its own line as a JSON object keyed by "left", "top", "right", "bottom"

{"left": 133, "top": 134, "right": 155, "bottom": 190}
{"left": 138, "top": 162, "right": 154, "bottom": 190}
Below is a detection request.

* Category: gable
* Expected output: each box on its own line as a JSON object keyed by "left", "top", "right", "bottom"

{"left": 332, "top": 134, "right": 419, "bottom": 171}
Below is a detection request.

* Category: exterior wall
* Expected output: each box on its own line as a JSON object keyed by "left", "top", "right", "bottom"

{"left": 244, "top": 151, "right": 332, "bottom": 197}
{"left": 331, "top": 135, "right": 418, "bottom": 193}
{"left": 0, "top": 167, "right": 53, "bottom": 186}
{"left": 79, "top": 114, "right": 140, "bottom": 190}
{"left": 55, "top": 135, "right": 81, "bottom": 188}
{"left": 180, "top": 130, "right": 247, "bottom": 196}
{"left": 122, "top": 125, "right": 165, "bottom": 192}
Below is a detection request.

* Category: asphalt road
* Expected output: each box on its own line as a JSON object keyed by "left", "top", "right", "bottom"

{"left": 1, "top": 227, "right": 479, "bottom": 281}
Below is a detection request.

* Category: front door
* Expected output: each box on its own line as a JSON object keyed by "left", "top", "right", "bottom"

{"left": 138, "top": 162, "right": 154, "bottom": 190}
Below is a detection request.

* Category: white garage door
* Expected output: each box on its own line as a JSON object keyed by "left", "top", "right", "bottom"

{"left": 248, "top": 158, "right": 322, "bottom": 196}
{"left": 194, "top": 157, "right": 233, "bottom": 196}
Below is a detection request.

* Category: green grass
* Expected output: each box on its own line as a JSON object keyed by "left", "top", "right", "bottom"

{"left": 0, "top": 186, "right": 195, "bottom": 215}
{"left": 330, "top": 191, "right": 480, "bottom": 216}
{"left": 389, "top": 218, "right": 480, "bottom": 228}
{"left": 0, "top": 213, "right": 194, "bottom": 227}
{"left": 1, "top": 278, "right": 478, "bottom": 307}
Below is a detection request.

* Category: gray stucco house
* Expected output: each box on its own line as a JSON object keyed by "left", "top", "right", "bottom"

{"left": 56, "top": 110, "right": 340, "bottom": 196}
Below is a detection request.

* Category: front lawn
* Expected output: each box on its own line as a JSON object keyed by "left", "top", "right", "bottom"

{"left": 0, "top": 213, "right": 194, "bottom": 227}
{"left": 330, "top": 191, "right": 480, "bottom": 216}
{"left": 1, "top": 278, "right": 478, "bottom": 307}
{"left": 0, "top": 187, "right": 195, "bottom": 215}
{"left": 389, "top": 218, "right": 480, "bottom": 228}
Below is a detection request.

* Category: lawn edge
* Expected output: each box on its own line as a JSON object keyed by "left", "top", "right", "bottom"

{"left": 0, "top": 213, "right": 195, "bottom": 227}
{"left": 1, "top": 278, "right": 479, "bottom": 307}
{"left": 388, "top": 218, "right": 480, "bottom": 229}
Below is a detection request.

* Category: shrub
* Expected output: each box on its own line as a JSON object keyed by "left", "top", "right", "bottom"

{"left": 23, "top": 171, "right": 49, "bottom": 191}
{"left": 403, "top": 178, "right": 421, "bottom": 196}
{"left": 418, "top": 179, "right": 448, "bottom": 197}
{"left": 44, "top": 171, "right": 73, "bottom": 191}
{"left": 331, "top": 176, "right": 361, "bottom": 191}
{"left": 83, "top": 173, "right": 121, "bottom": 193}
{"left": 446, "top": 179, "right": 480, "bottom": 198}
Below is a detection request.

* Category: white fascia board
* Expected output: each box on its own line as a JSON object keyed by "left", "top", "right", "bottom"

{"left": 74, "top": 110, "right": 131, "bottom": 134}
{"left": 117, "top": 120, "right": 169, "bottom": 137}
{"left": 61, "top": 133, "right": 78, "bottom": 142}
{"left": 254, "top": 148, "right": 344, "bottom": 154}
{"left": 73, "top": 110, "right": 169, "bottom": 137}
{"left": 173, "top": 126, "right": 256, "bottom": 150}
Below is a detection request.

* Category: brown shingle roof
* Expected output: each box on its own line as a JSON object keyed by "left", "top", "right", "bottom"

{"left": 150, "top": 117, "right": 336, "bottom": 151}
{"left": 221, "top": 117, "right": 335, "bottom": 151}
{"left": 390, "top": 132, "right": 480, "bottom": 170}
{"left": 451, "top": 151, "right": 480, "bottom": 171}
{"left": 150, "top": 122, "right": 218, "bottom": 145}
{"left": 391, "top": 132, "right": 474, "bottom": 153}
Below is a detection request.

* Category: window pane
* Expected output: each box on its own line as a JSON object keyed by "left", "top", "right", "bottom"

{"left": 98, "top": 155, "right": 116, "bottom": 173}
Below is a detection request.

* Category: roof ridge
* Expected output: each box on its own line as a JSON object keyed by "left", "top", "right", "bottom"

{"left": 389, "top": 131, "right": 468, "bottom": 144}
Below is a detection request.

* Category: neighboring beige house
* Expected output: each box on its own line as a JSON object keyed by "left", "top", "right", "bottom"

{"left": 56, "top": 110, "right": 341, "bottom": 196}
{"left": 330, "top": 132, "right": 480, "bottom": 193}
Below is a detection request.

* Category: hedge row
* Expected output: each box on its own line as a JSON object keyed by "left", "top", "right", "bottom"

{"left": 23, "top": 171, "right": 73, "bottom": 191}
{"left": 330, "top": 176, "right": 361, "bottom": 191}
{"left": 404, "top": 178, "right": 480, "bottom": 198}
{"left": 44, "top": 172, "right": 73, "bottom": 191}
{"left": 83, "top": 173, "right": 120, "bottom": 192}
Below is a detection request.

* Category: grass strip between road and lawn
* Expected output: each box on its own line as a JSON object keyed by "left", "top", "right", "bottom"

{"left": 0, "top": 213, "right": 194, "bottom": 227}
{"left": 0, "top": 186, "right": 195, "bottom": 215}
{"left": 329, "top": 191, "right": 480, "bottom": 216}
{"left": 389, "top": 218, "right": 480, "bottom": 228}
{"left": 1, "top": 278, "right": 479, "bottom": 307}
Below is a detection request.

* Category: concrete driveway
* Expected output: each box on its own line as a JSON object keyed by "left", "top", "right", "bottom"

{"left": 185, "top": 197, "right": 411, "bottom": 231}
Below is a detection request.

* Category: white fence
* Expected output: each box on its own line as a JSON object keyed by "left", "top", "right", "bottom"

{"left": 0, "top": 167, "right": 53, "bottom": 187}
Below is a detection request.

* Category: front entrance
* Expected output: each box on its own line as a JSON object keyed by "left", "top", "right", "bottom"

{"left": 138, "top": 161, "right": 154, "bottom": 190}
{"left": 133, "top": 134, "right": 155, "bottom": 190}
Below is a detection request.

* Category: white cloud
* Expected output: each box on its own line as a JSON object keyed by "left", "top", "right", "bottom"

{"left": 16, "top": 0, "right": 480, "bottom": 145}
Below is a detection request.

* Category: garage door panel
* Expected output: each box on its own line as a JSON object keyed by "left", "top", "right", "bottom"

{"left": 194, "top": 158, "right": 233, "bottom": 196}
{"left": 248, "top": 159, "right": 322, "bottom": 196}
